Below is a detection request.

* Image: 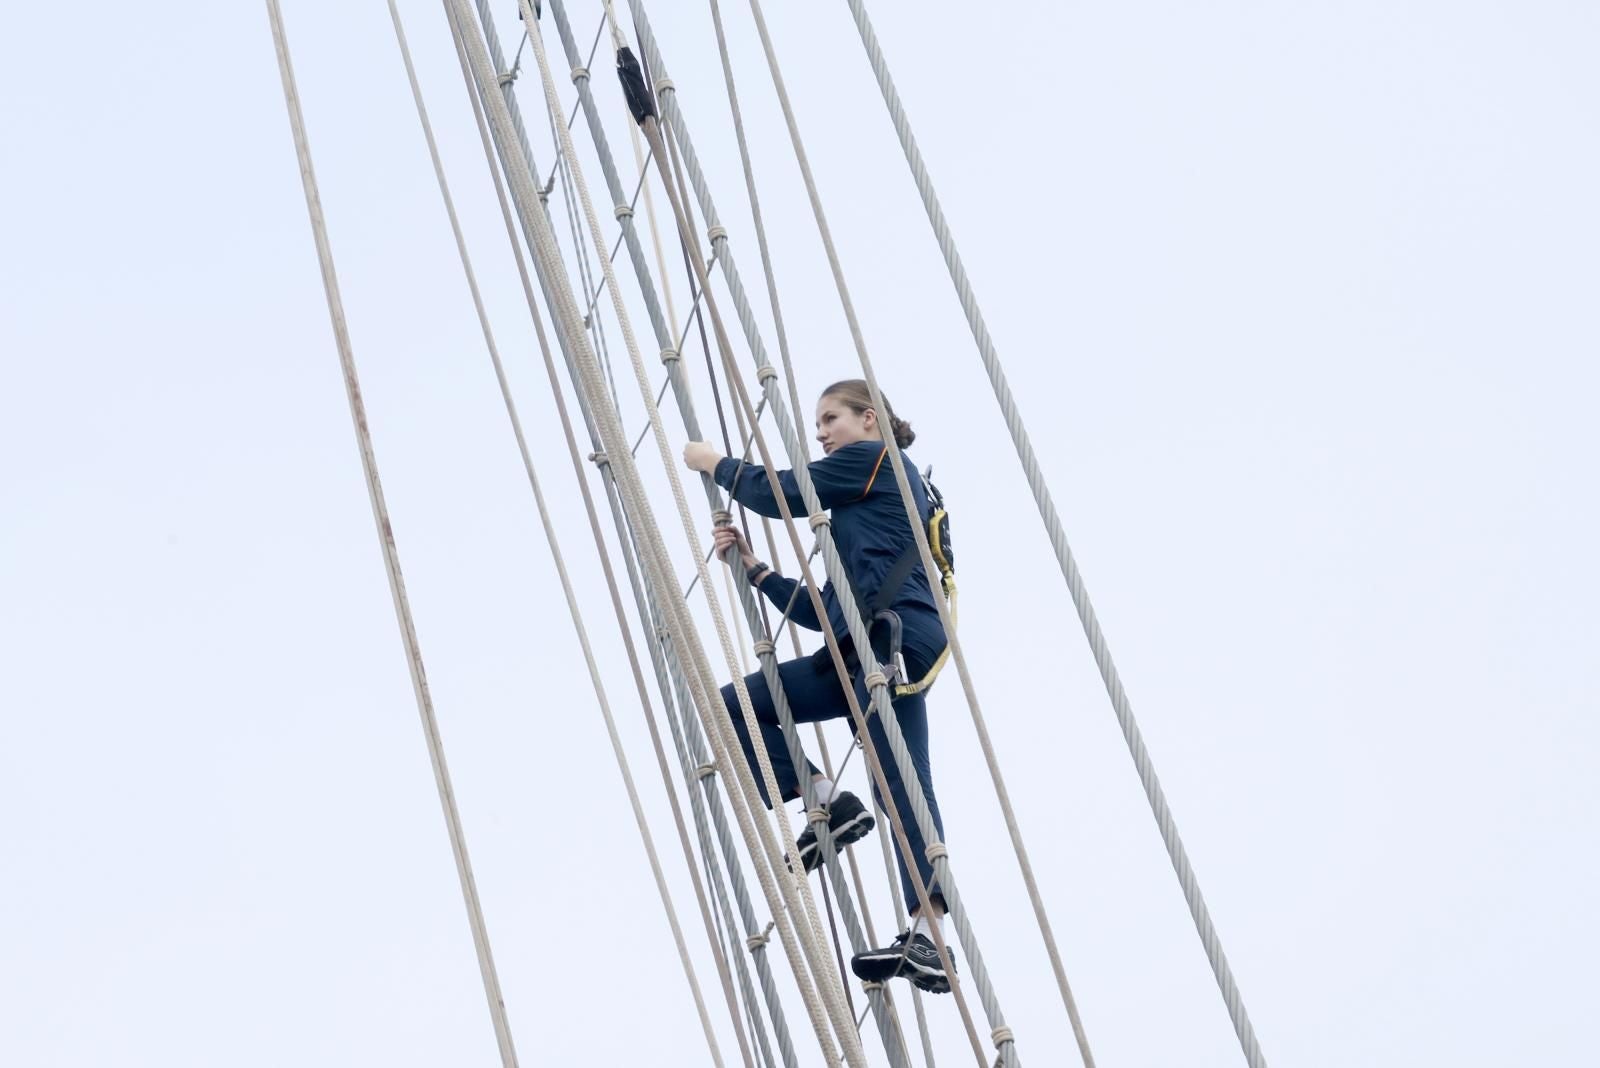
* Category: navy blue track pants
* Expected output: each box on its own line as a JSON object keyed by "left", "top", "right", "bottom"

{"left": 721, "top": 647, "right": 946, "bottom": 915}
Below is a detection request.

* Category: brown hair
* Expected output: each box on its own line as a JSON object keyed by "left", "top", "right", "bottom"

{"left": 820, "top": 378, "right": 915, "bottom": 448}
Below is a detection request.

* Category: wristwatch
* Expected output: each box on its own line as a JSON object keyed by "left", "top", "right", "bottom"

{"left": 746, "top": 561, "right": 771, "bottom": 585}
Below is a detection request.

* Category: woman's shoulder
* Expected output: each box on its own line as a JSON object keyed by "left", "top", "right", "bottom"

{"left": 816, "top": 439, "right": 890, "bottom": 476}
{"left": 827, "top": 440, "right": 888, "bottom": 460}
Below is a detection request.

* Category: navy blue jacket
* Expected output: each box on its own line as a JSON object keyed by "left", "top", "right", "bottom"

{"left": 714, "top": 440, "right": 947, "bottom": 669}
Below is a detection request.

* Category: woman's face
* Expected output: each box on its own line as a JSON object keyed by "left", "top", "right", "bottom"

{"left": 815, "top": 393, "right": 878, "bottom": 455}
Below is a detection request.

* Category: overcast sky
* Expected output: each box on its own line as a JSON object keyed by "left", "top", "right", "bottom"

{"left": 3, "top": 1, "right": 1596, "bottom": 1065}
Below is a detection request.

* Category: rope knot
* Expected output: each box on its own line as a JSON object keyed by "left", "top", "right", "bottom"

{"left": 925, "top": 842, "right": 949, "bottom": 863}
{"left": 808, "top": 514, "right": 831, "bottom": 532}
{"left": 497, "top": 69, "right": 518, "bottom": 87}
{"left": 755, "top": 364, "right": 778, "bottom": 385}
{"left": 752, "top": 639, "right": 775, "bottom": 657}
{"left": 695, "top": 762, "right": 717, "bottom": 780}
{"left": 588, "top": 451, "right": 610, "bottom": 467}
{"left": 991, "top": 1027, "right": 1015, "bottom": 1047}
{"left": 863, "top": 670, "right": 887, "bottom": 690}
{"left": 655, "top": 76, "right": 676, "bottom": 95}
{"left": 569, "top": 66, "right": 590, "bottom": 84}
{"left": 745, "top": 919, "right": 774, "bottom": 951}
{"left": 660, "top": 347, "right": 680, "bottom": 365}
{"left": 860, "top": 981, "right": 883, "bottom": 992}
{"left": 707, "top": 224, "right": 728, "bottom": 244}
{"left": 711, "top": 510, "right": 733, "bottom": 526}
{"left": 806, "top": 807, "right": 829, "bottom": 826}
{"left": 613, "top": 203, "right": 634, "bottom": 220}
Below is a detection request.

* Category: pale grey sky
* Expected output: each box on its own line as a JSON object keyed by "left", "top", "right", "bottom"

{"left": 2, "top": 1, "right": 1596, "bottom": 1065}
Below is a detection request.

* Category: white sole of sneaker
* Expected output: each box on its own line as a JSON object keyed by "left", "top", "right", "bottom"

{"left": 905, "top": 957, "right": 953, "bottom": 993}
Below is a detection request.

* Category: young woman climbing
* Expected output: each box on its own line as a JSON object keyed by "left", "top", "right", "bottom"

{"left": 681, "top": 378, "right": 954, "bottom": 993}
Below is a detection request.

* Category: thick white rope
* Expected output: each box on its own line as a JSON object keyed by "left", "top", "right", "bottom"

{"left": 385, "top": 5, "right": 742, "bottom": 1063}
{"left": 544, "top": 106, "right": 620, "bottom": 408}
{"left": 467, "top": 18, "right": 825, "bottom": 1068}
{"left": 263, "top": 2, "right": 518, "bottom": 1063}
{"left": 521, "top": 0, "right": 809, "bottom": 991}
{"left": 840, "top": 3, "right": 1268, "bottom": 1065}
{"left": 521, "top": 10, "right": 796, "bottom": 933}
{"left": 453, "top": 2, "right": 859, "bottom": 1059}
{"left": 460, "top": 8, "right": 799, "bottom": 1065}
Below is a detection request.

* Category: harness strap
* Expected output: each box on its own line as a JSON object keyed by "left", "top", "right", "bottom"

{"left": 867, "top": 541, "right": 922, "bottom": 617}
{"left": 853, "top": 541, "right": 957, "bottom": 698}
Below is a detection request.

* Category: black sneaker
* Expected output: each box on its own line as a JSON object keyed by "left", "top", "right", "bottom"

{"left": 795, "top": 791, "right": 875, "bottom": 873}
{"left": 850, "top": 931, "right": 955, "bottom": 994}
